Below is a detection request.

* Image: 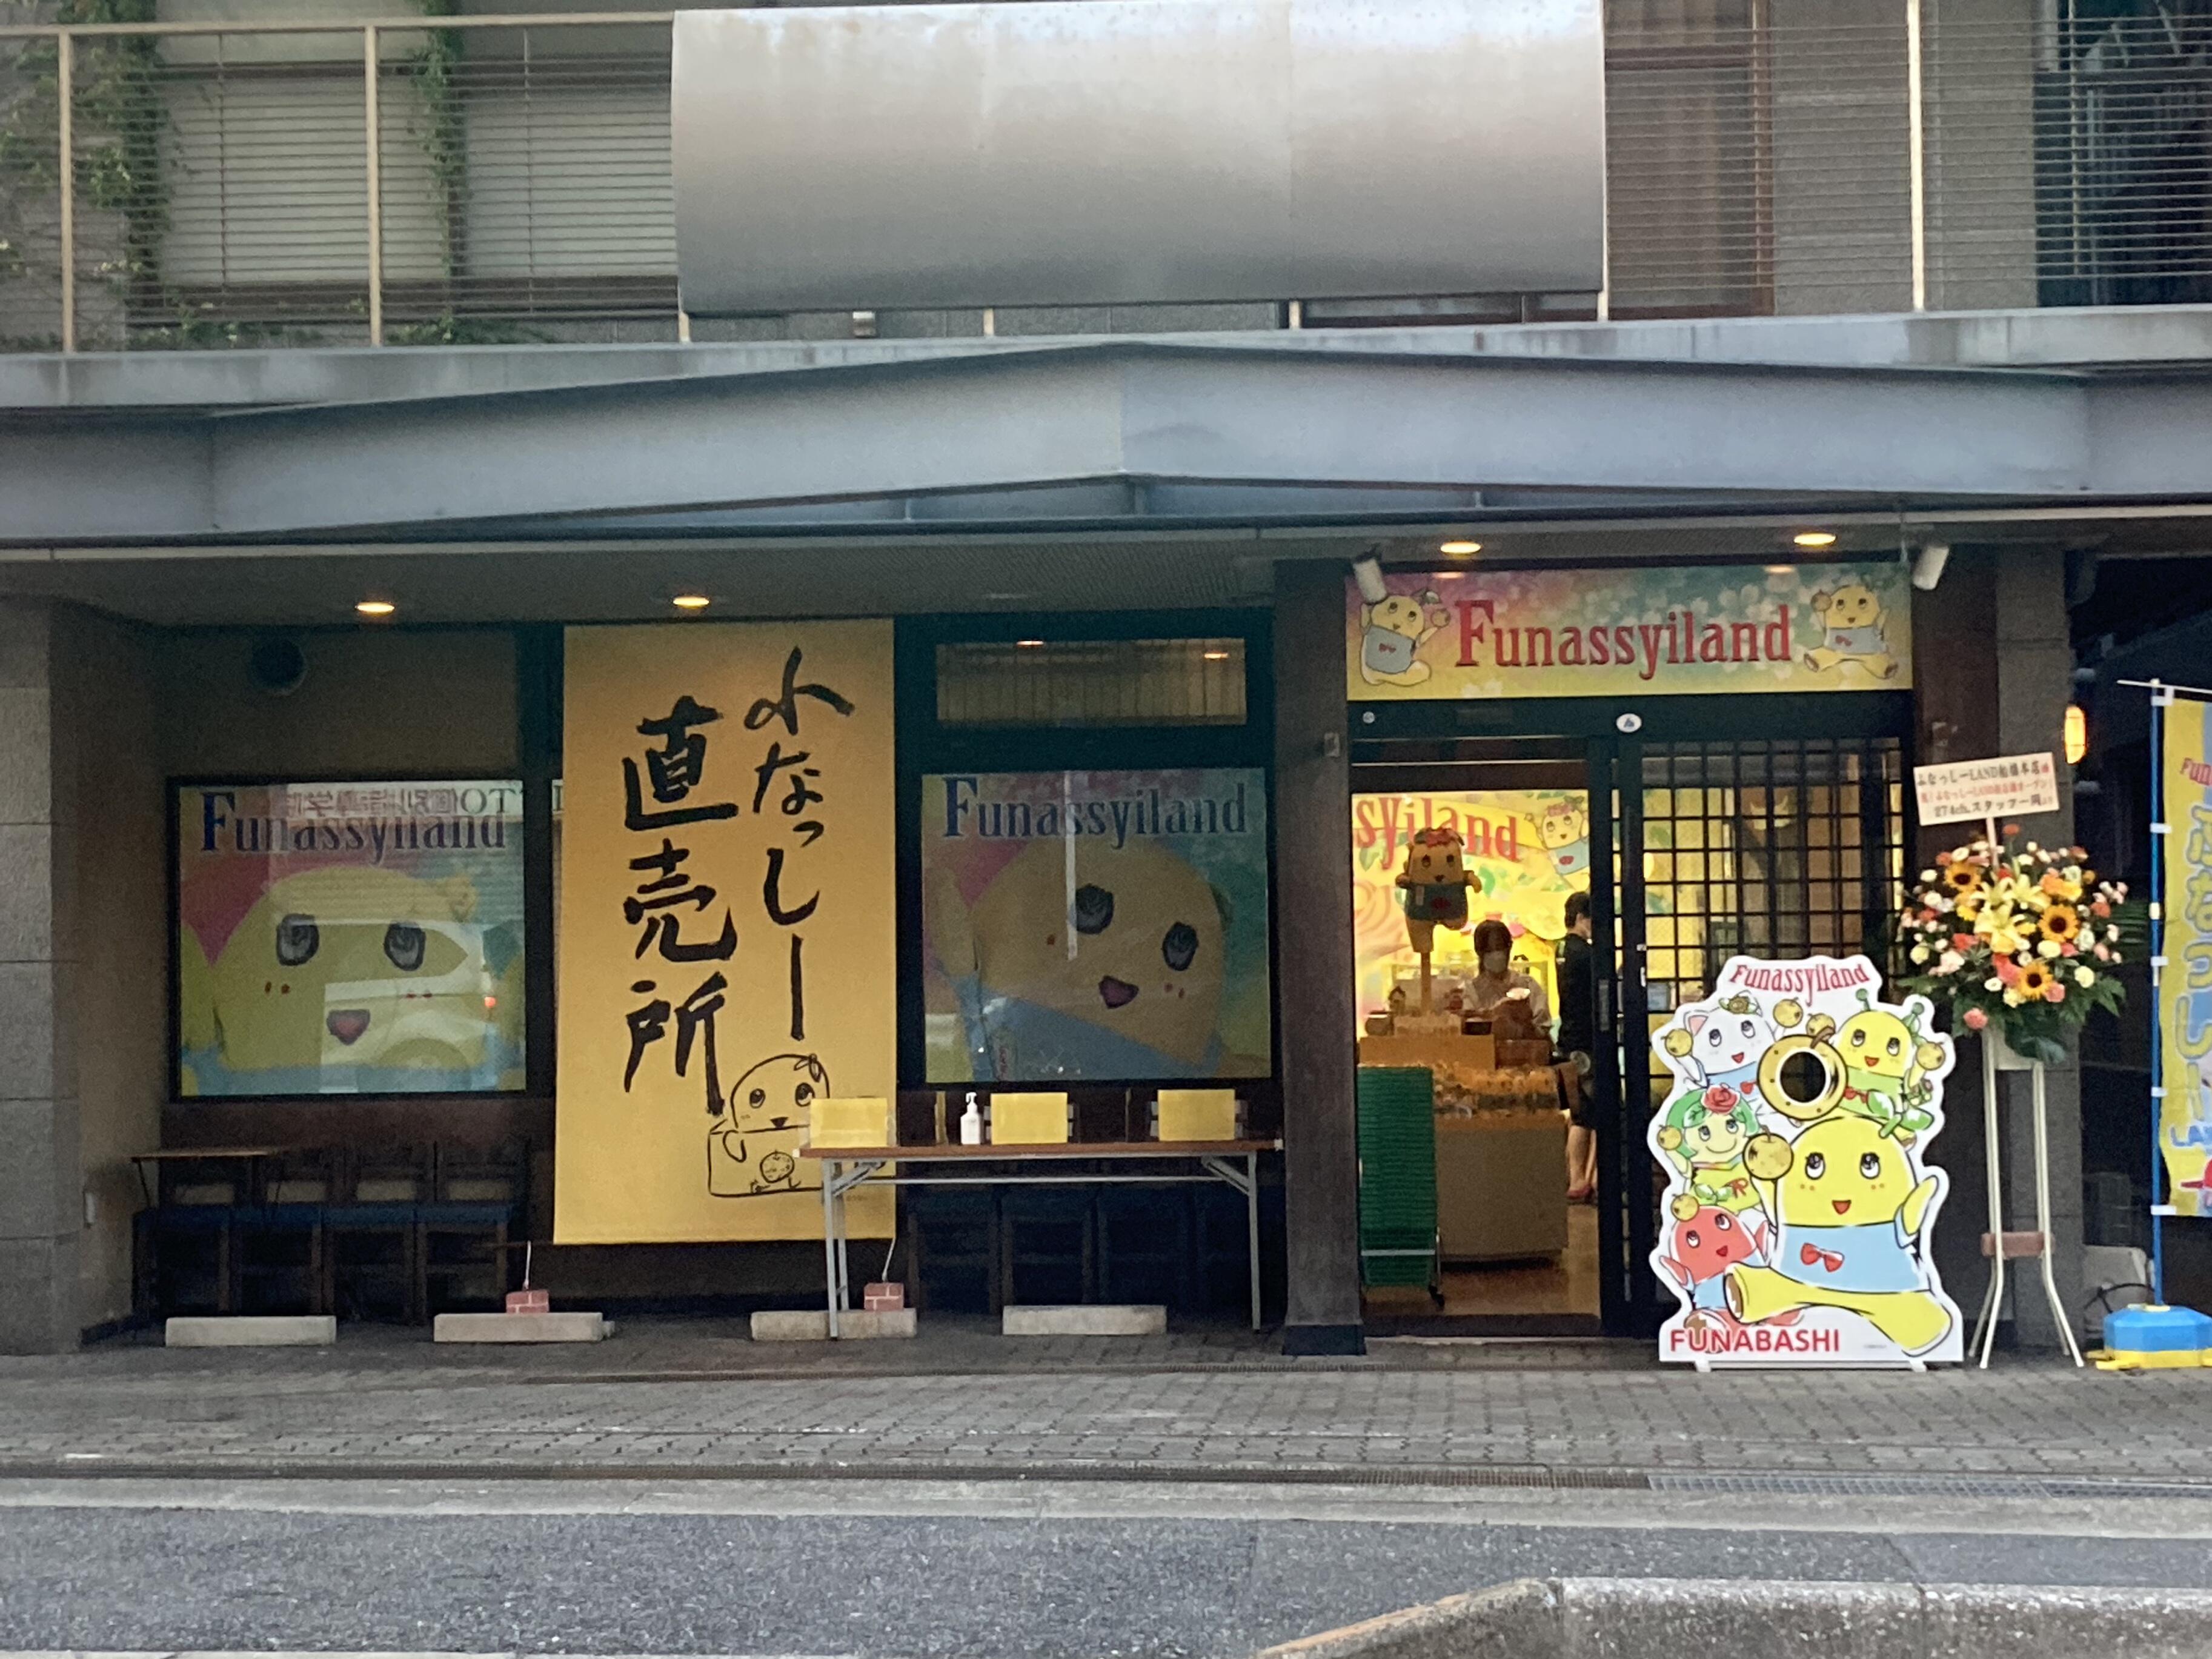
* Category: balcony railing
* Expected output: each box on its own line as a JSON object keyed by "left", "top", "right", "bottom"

{"left": 0, "top": 4, "right": 2207, "bottom": 353}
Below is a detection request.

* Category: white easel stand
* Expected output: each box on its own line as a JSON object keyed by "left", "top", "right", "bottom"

{"left": 1970, "top": 1037, "right": 2085, "bottom": 1368}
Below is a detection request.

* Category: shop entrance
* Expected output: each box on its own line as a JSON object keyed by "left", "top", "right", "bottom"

{"left": 1351, "top": 712, "right": 1908, "bottom": 1339}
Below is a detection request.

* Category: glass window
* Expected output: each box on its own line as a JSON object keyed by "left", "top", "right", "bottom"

{"left": 174, "top": 780, "right": 526, "bottom": 1097}
{"left": 935, "top": 638, "right": 1246, "bottom": 727}
{"left": 920, "top": 768, "right": 1270, "bottom": 1082}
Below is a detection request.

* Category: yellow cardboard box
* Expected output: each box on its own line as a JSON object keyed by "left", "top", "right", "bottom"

{"left": 1156, "top": 1088, "right": 1238, "bottom": 1143}
{"left": 990, "top": 1092, "right": 1071, "bottom": 1145}
{"left": 807, "top": 1096, "right": 892, "bottom": 1149}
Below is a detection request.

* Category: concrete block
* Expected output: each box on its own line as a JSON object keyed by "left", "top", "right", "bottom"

{"left": 0, "top": 1097, "right": 75, "bottom": 1237}
{"left": 1564, "top": 1578, "right": 1924, "bottom": 1659}
{"left": 165, "top": 1315, "right": 336, "bottom": 1348}
{"left": 1003, "top": 1304, "right": 1166, "bottom": 1337}
{"left": 1921, "top": 1583, "right": 2212, "bottom": 1659}
{"left": 0, "top": 601, "right": 51, "bottom": 692}
{"left": 0, "top": 688, "right": 51, "bottom": 826}
{"left": 1258, "top": 1578, "right": 1557, "bottom": 1659}
{"left": 0, "top": 1235, "right": 76, "bottom": 1354}
{"left": 434, "top": 1311, "right": 606, "bottom": 1344}
{"left": 0, "top": 824, "right": 53, "bottom": 960}
{"left": 749, "top": 1308, "right": 917, "bottom": 1341}
{"left": 1261, "top": 1579, "right": 2212, "bottom": 1659}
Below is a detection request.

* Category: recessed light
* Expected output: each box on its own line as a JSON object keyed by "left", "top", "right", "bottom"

{"left": 1792, "top": 531, "right": 1838, "bottom": 549}
{"left": 1202, "top": 650, "right": 1231, "bottom": 661}
{"left": 1015, "top": 638, "right": 1045, "bottom": 648}
{"left": 1440, "top": 539, "right": 1483, "bottom": 556}
{"left": 671, "top": 594, "right": 711, "bottom": 611}
{"left": 354, "top": 599, "right": 396, "bottom": 617}
{"left": 1764, "top": 564, "right": 1796, "bottom": 575}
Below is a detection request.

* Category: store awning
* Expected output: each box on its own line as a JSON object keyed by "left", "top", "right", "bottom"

{"left": 4, "top": 336, "right": 2212, "bottom": 547}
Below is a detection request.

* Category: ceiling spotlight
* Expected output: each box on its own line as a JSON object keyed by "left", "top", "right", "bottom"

{"left": 1015, "top": 638, "right": 1045, "bottom": 649}
{"left": 1764, "top": 565, "right": 1796, "bottom": 576}
{"left": 671, "top": 594, "right": 711, "bottom": 611}
{"left": 1440, "top": 539, "right": 1483, "bottom": 557}
{"left": 1202, "top": 650, "right": 1231, "bottom": 661}
{"left": 354, "top": 599, "right": 396, "bottom": 617}
{"left": 1792, "top": 531, "right": 1838, "bottom": 549}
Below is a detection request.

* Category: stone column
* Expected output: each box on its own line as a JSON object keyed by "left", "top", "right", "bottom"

{"left": 1991, "top": 547, "right": 2085, "bottom": 1349}
{"left": 0, "top": 600, "right": 79, "bottom": 1354}
{"left": 1272, "top": 560, "right": 1363, "bottom": 1354}
{"left": 1913, "top": 546, "right": 2082, "bottom": 1352}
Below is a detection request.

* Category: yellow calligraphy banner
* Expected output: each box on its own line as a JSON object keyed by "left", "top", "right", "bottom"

{"left": 556, "top": 621, "right": 897, "bottom": 1243}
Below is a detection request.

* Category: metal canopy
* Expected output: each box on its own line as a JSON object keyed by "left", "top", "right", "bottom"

{"left": 2, "top": 339, "right": 2208, "bottom": 547}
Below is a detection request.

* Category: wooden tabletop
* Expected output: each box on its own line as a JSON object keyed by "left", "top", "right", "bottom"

{"left": 129, "top": 1146, "right": 293, "bottom": 1162}
{"left": 801, "top": 1140, "right": 1278, "bottom": 1160}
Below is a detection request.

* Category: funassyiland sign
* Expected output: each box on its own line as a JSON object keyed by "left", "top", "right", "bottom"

{"left": 1347, "top": 562, "right": 1913, "bottom": 700}
{"left": 557, "top": 622, "right": 896, "bottom": 1244}
{"left": 1649, "top": 956, "right": 1962, "bottom": 1366}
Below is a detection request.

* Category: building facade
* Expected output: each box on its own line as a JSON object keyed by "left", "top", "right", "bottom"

{"left": 2, "top": 0, "right": 2210, "bottom": 1354}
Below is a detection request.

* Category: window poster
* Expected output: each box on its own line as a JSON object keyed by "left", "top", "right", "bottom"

{"left": 175, "top": 780, "right": 526, "bottom": 1097}
{"left": 556, "top": 622, "right": 895, "bottom": 1245}
{"left": 1352, "top": 788, "right": 1590, "bottom": 1024}
{"left": 922, "top": 769, "right": 1272, "bottom": 1082}
{"left": 1650, "top": 954, "right": 1962, "bottom": 1366}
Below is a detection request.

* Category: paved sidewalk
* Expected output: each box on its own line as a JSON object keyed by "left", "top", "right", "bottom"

{"left": 0, "top": 1318, "right": 2202, "bottom": 1486}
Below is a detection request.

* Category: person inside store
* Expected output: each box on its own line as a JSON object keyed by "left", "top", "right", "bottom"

{"left": 1556, "top": 891, "right": 1601, "bottom": 1203}
{"left": 1465, "top": 917, "right": 1550, "bottom": 1027}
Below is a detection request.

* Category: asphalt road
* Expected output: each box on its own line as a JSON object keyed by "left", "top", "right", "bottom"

{"left": 4, "top": 1480, "right": 2212, "bottom": 1658}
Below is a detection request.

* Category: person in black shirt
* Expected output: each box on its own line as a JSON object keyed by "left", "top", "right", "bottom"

{"left": 1558, "top": 890, "right": 1599, "bottom": 1202}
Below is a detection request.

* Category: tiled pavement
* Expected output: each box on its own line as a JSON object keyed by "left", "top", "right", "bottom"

{"left": 0, "top": 1318, "right": 2204, "bottom": 1484}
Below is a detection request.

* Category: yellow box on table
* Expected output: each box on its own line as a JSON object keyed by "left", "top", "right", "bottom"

{"left": 1156, "top": 1088, "right": 1238, "bottom": 1143}
{"left": 806, "top": 1097, "right": 892, "bottom": 1149}
{"left": 990, "top": 1092, "right": 1071, "bottom": 1145}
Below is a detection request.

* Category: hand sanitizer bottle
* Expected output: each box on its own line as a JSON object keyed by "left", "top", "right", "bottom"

{"left": 960, "top": 1092, "right": 985, "bottom": 1146}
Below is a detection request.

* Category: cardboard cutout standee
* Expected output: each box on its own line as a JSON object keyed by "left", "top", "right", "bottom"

{"left": 1650, "top": 956, "right": 1964, "bottom": 1367}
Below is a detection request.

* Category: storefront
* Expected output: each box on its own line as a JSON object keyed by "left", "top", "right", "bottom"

{"left": 158, "top": 610, "right": 1289, "bottom": 1325}
{"left": 1344, "top": 558, "right": 1914, "bottom": 1339}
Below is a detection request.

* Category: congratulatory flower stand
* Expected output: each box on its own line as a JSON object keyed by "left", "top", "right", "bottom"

{"left": 1898, "top": 832, "right": 2132, "bottom": 1368}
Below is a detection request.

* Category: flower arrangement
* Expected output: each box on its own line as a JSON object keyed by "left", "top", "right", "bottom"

{"left": 1895, "top": 829, "right": 2129, "bottom": 1065}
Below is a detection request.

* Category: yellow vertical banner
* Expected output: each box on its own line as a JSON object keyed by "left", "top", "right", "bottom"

{"left": 2162, "top": 696, "right": 2212, "bottom": 1218}
{"left": 556, "top": 621, "right": 897, "bottom": 1243}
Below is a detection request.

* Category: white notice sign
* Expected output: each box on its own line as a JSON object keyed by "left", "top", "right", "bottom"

{"left": 1912, "top": 753, "right": 2061, "bottom": 828}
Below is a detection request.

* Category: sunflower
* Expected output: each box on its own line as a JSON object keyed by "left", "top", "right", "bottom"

{"left": 1943, "top": 862, "right": 1986, "bottom": 895}
{"left": 2017, "top": 962, "right": 2056, "bottom": 1000}
{"left": 2039, "top": 902, "right": 2081, "bottom": 943}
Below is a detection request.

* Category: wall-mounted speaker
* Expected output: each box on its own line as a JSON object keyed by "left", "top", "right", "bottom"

{"left": 247, "top": 635, "right": 308, "bottom": 696}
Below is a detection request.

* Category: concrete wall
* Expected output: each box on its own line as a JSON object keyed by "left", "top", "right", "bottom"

{"left": 0, "top": 615, "right": 522, "bottom": 1348}
{"left": 1925, "top": 0, "right": 2041, "bottom": 311}
{"left": 0, "top": 601, "right": 78, "bottom": 1352}
{"left": 56, "top": 608, "right": 165, "bottom": 1332}
{"left": 158, "top": 628, "right": 517, "bottom": 776}
{"left": 1770, "top": 0, "right": 1914, "bottom": 317}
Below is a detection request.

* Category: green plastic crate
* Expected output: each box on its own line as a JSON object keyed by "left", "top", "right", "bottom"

{"left": 1357, "top": 1066, "right": 1438, "bottom": 1289}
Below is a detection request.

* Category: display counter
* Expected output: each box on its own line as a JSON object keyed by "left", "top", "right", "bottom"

{"left": 1356, "top": 1032, "right": 1572, "bottom": 1266}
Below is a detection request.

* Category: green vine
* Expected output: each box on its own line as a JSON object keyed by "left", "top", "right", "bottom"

{"left": 400, "top": 0, "right": 471, "bottom": 339}
{"left": 0, "top": 0, "right": 173, "bottom": 338}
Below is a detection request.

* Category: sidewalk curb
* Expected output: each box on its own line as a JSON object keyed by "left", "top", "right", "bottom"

{"left": 1259, "top": 1578, "right": 2212, "bottom": 1658}
{"left": 5, "top": 1457, "right": 2212, "bottom": 1503}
